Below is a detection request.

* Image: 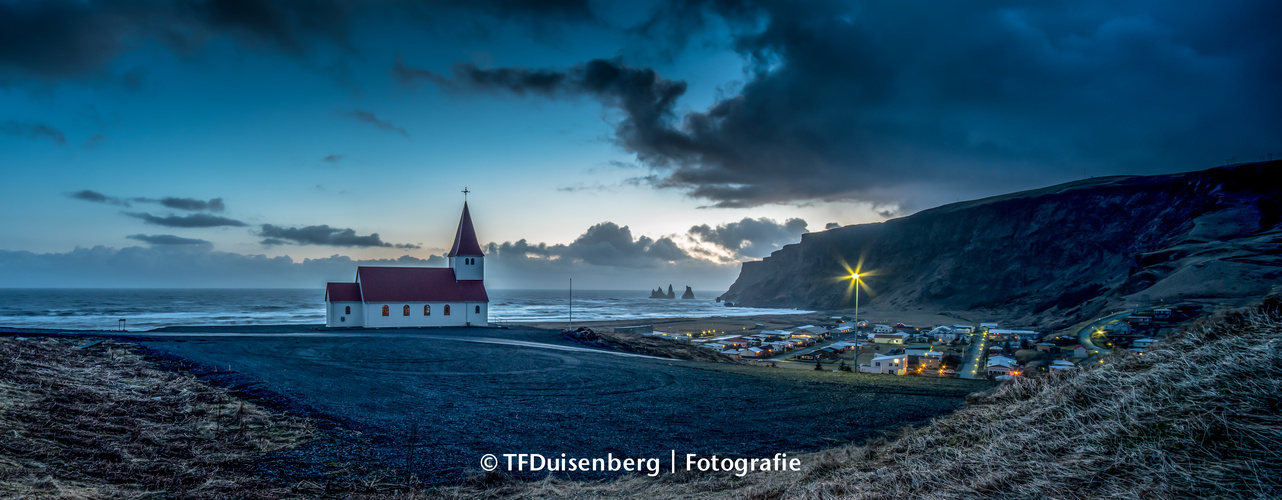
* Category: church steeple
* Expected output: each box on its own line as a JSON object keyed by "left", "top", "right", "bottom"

{"left": 448, "top": 200, "right": 485, "bottom": 282}
{"left": 448, "top": 201, "right": 484, "bottom": 257}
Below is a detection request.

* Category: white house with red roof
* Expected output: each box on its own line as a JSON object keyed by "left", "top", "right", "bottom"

{"left": 324, "top": 202, "right": 489, "bottom": 328}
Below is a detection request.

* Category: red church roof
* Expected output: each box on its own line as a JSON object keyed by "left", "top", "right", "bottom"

{"left": 326, "top": 282, "right": 362, "bottom": 302}
{"left": 356, "top": 266, "right": 489, "bottom": 302}
{"left": 448, "top": 202, "right": 484, "bottom": 257}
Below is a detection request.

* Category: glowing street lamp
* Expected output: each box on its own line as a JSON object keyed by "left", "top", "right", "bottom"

{"left": 851, "top": 272, "right": 861, "bottom": 332}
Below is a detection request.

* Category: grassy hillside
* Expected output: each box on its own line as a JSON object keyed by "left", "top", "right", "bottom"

{"left": 424, "top": 295, "right": 1282, "bottom": 499}
{"left": 0, "top": 337, "right": 314, "bottom": 498}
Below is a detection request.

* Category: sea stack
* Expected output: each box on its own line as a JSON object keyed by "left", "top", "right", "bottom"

{"left": 681, "top": 286, "right": 695, "bottom": 299}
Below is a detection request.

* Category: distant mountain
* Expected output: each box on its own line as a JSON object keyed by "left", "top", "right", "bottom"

{"left": 719, "top": 162, "right": 1282, "bottom": 329}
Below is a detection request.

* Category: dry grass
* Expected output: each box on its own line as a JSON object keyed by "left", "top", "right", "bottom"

{"left": 404, "top": 295, "right": 1282, "bottom": 499}
{"left": 0, "top": 337, "right": 314, "bottom": 499}
{"left": 593, "top": 331, "right": 737, "bottom": 363}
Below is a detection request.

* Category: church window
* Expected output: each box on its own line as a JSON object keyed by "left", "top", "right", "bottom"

{"left": 382, "top": 305, "right": 389, "bottom": 316}
{"left": 345, "top": 306, "right": 351, "bottom": 315}
{"left": 444, "top": 304, "right": 451, "bottom": 316}
{"left": 424, "top": 305, "right": 430, "bottom": 316}
{"left": 475, "top": 305, "right": 480, "bottom": 314}
{"left": 403, "top": 305, "right": 410, "bottom": 316}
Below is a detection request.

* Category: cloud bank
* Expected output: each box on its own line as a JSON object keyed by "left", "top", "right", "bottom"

{"left": 689, "top": 217, "right": 808, "bottom": 259}
{"left": 259, "top": 224, "right": 420, "bottom": 249}
{"left": 124, "top": 212, "right": 248, "bottom": 228}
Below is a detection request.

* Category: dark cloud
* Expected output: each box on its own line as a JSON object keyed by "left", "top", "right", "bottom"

{"left": 69, "top": 190, "right": 128, "bottom": 206}
{"left": 0, "top": 0, "right": 357, "bottom": 84}
{"left": 125, "top": 212, "right": 248, "bottom": 228}
{"left": 824, "top": 222, "right": 840, "bottom": 230}
{"left": 259, "top": 224, "right": 420, "bottom": 249}
{"left": 457, "top": 0, "right": 596, "bottom": 24}
{"left": 689, "top": 217, "right": 808, "bottom": 259}
{"left": 406, "top": 59, "right": 689, "bottom": 169}
{"left": 71, "top": 190, "right": 226, "bottom": 212}
{"left": 321, "top": 153, "right": 345, "bottom": 163}
{"left": 344, "top": 110, "right": 408, "bottom": 137}
{"left": 154, "top": 197, "right": 226, "bottom": 212}
{"left": 127, "top": 234, "right": 213, "bottom": 246}
{"left": 1, "top": 121, "right": 67, "bottom": 144}
{"left": 420, "top": 0, "right": 1282, "bottom": 209}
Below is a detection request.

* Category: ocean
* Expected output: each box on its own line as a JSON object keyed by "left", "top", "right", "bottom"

{"left": 0, "top": 288, "right": 808, "bottom": 331}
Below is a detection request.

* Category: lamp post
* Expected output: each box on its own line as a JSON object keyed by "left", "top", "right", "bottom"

{"left": 851, "top": 273, "right": 861, "bottom": 353}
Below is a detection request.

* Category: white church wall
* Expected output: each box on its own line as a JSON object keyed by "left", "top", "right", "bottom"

{"left": 362, "top": 301, "right": 488, "bottom": 328}
{"left": 327, "top": 301, "right": 364, "bottom": 327}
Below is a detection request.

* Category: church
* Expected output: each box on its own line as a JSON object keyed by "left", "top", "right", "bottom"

{"left": 324, "top": 202, "right": 489, "bottom": 328}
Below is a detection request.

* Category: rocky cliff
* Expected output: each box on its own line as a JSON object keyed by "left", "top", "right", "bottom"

{"left": 719, "top": 162, "right": 1282, "bottom": 328}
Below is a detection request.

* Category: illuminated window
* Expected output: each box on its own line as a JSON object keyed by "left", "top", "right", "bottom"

{"left": 382, "top": 305, "right": 389, "bottom": 316}
{"left": 444, "top": 304, "right": 451, "bottom": 316}
{"left": 424, "top": 305, "right": 430, "bottom": 316}
{"left": 345, "top": 306, "right": 351, "bottom": 315}
{"left": 403, "top": 305, "right": 410, "bottom": 316}
{"left": 475, "top": 305, "right": 480, "bottom": 314}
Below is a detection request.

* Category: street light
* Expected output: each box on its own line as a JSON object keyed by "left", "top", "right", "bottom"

{"left": 851, "top": 272, "right": 861, "bottom": 354}
{"left": 851, "top": 273, "right": 861, "bottom": 327}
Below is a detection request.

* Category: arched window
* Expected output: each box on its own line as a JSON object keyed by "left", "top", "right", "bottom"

{"left": 475, "top": 305, "right": 480, "bottom": 314}
{"left": 424, "top": 304, "right": 430, "bottom": 316}
{"left": 382, "top": 305, "right": 389, "bottom": 316}
{"left": 403, "top": 305, "right": 410, "bottom": 316}
{"left": 344, "top": 306, "right": 351, "bottom": 315}
{"left": 444, "top": 304, "right": 451, "bottom": 316}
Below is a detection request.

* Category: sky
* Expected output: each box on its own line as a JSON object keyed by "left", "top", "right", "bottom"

{"left": 1, "top": 0, "right": 1279, "bottom": 291}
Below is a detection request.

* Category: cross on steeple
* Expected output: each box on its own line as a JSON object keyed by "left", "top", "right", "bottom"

{"left": 462, "top": 187, "right": 470, "bottom": 201}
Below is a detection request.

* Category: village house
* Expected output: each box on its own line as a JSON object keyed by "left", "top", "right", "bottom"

{"left": 872, "top": 333, "right": 909, "bottom": 345}
{"left": 872, "top": 324, "right": 894, "bottom": 334}
{"left": 860, "top": 353, "right": 911, "bottom": 375}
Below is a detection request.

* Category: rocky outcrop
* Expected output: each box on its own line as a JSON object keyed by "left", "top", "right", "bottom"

{"left": 719, "top": 161, "right": 1282, "bottom": 329}
{"left": 681, "top": 286, "right": 696, "bottom": 299}
{"left": 650, "top": 285, "right": 678, "bottom": 299}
